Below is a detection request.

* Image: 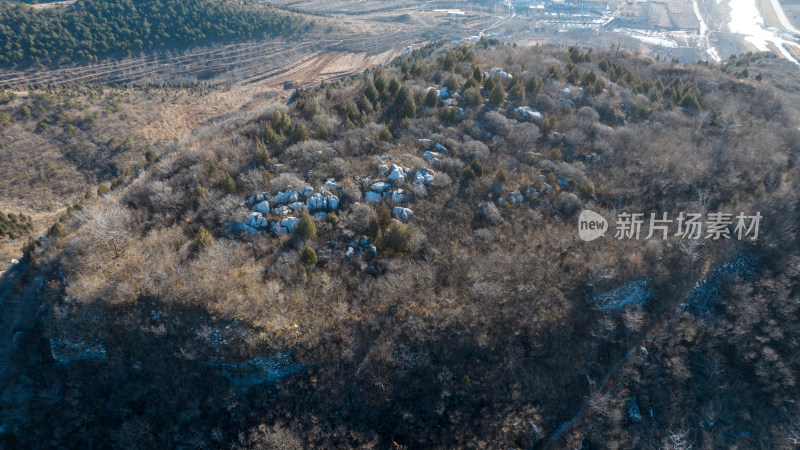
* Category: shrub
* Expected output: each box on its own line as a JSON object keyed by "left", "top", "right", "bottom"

{"left": 265, "top": 125, "right": 285, "bottom": 148}
{"left": 425, "top": 88, "right": 439, "bottom": 107}
{"left": 462, "top": 166, "right": 476, "bottom": 180}
{"left": 48, "top": 222, "right": 67, "bottom": 238}
{"left": 296, "top": 208, "right": 317, "bottom": 240}
{"left": 195, "top": 226, "right": 215, "bottom": 250}
{"left": 299, "top": 96, "right": 322, "bottom": 119}
{"left": 470, "top": 159, "right": 484, "bottom": 177}
{"left": 374, "top": 68, "right": 388, "bottom": 92}
{"left": 254, "top": 142, "right": 270, "bottom": 167}
{"left": 145, "top": 148, "right": 158, "bottom": 163}
{"left": 291, "top": 123, "right": 309, "bottom": 142}
{"left": 463, "top": 87, "right": 483, "bottom": 106}
{"left": 377, "top": 205, "right": 392, "bottom": 229}
{"left": 445, "top": 75, "right": 458, "bottom": 92}
{"left": 271, "top": 109, "right": 291, "bottom": 134}
{"left": 358, "top": 95, "right": 374, "bottom": 115}
{"left": 388, "top": 78, "right": 400, "bottom": 96}
{"left": 495, "top": 169, "right": 508, "bottom": 184}
{"left": 222, "top": 173, "right": 237, "bottom": 194}
{"left": 382, "top": 222, "right": 411, "bottom": 253}
{"left": 489, "top": 84, "right": 506, "bottom": 107}
{"left": 484, "top": 77, "right": 496, "bottom": 92}
{"left": 301, "top": 244, "right": 317, "bottom": 266}
{"left": 440, "top": 106, "right": 458, "bottom": 122}
{"left": 378, "top": 127, "right": 393, "bottom": 142}
{"left": 394, "top": 86, "right": 410, "bottom": 107}
{"left": 399, "top": 97, "right": 416, "bottom": 119}
{"left": 315, "top": 123, "right": 330, "bottom": 140}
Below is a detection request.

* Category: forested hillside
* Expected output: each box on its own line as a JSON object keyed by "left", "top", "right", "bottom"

{"left": 0, "top": 0, "right": 312, "bottom": 68}
{"left": 1, "top": 42, "right": 800, "bottom": 448}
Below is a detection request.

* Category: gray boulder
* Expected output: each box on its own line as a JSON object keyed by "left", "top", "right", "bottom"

{"left": 278, "top": 217, "right": 300, "bottom": 234}
{"left": 245, "top": 212, "right": 269, "bottom": 229}
{"left": 392, "top": 207, "right": 414, "bottom": 221}
{"left": 627, "top": 397, "right": 642, "bottom": 423}
{"left": 253, "top": 200, "right": 270, "bottom": 215}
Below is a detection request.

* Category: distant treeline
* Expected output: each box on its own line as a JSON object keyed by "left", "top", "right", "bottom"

{"left": 0, "top": 0, "right": 313, "bottom": 67}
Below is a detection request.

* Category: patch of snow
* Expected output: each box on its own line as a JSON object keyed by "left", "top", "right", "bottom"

{"left": 617, "top": 28, "right": 679, "bottom": 48}
{"left": 591, "top": 279, "right": 652, "bottom": 310}
{"left": 50, "top": 335, "right": 107, "bottom": 363}
{"left": 209, "top": 353, "right": 303, "bottom": 387}
{"left": 728, "top": 0, "right": 799, "bottom": 63}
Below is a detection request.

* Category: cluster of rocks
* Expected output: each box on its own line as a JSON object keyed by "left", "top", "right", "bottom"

{"left": 363, "top": 162, "right": 433, "bottom": 216}
{"left": 346, "top": 237, "right": 377, "bottom": 259}
{"left": 228, "top": 151, "right": 440, "bottom": 240}
{"left": 498, "top": 190, "right": 525, "bottom": 206}
{"left": 513, "top": 106, "right": 544, "bottom": 122}
{"left": 488, "top": 67, "right": 513, "bottom": 80}
{"left": 424, "top": 86, "right": 464, "bottom": 106}
{"left": 229, "top": 182, "right": 340, "bottom": 236}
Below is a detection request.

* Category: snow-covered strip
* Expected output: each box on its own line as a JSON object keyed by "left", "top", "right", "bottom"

{"left": 728, "top": 0, "right": 799, "bottom": 64}
{"left": 617, "top": 29, "right": 679, "bottom": 48}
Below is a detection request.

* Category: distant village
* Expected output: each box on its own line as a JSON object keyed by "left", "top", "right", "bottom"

{"left": 510, "top": 0, "right": 612, "bottom": 29}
